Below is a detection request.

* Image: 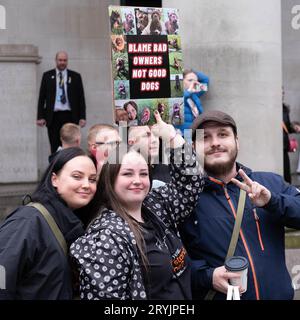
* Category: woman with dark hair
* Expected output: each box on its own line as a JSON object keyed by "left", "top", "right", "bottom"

{"left": 124, "top": 100, "right": 138, "bottom": 126}
{"left": 70, "top": 112, "right": 204, "bottom": 300}
{"left": 0, "top": 147, "right": 97, "bottom": 300}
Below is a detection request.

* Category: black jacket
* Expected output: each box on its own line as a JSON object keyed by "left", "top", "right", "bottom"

{"left": 37, "top": 69, "right": 86, "bottom": 127}
{"left": 0, "top": 198, "right": 84, "bottom": 300}
{"left": 70, "top": 146, "right": 204, "bottom": 300}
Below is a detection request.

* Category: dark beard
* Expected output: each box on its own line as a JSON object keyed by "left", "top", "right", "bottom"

{"left": 204, "top": 148, "right": 238, "bottom": 178}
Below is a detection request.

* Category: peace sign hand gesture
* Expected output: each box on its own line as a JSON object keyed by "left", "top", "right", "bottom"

{"left": 231, "top": 169, "right": 271, "bottom": 207}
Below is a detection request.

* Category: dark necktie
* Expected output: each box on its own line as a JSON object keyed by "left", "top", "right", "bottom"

{"left": 59, "top": 71, "right": 66, "bottom": 104}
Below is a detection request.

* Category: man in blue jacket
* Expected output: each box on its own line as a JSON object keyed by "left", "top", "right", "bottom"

{"left": 180, "top": 110, "right": 300, "bottom": 300}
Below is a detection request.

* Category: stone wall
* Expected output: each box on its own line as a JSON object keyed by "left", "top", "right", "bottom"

{"left": 164, "top": 0, "right": 283, "bottom": 173}
{"left": 282, "top": 0, "right": 300, "bottom": 174}
{"left": 0, "top": 0, "right": 286, "bottom": 182}
{"left": 0, "top": 0, "right": 119, "bottom": 178}
{"left": 0, "top": 44, "right": 39, "bottom": 183}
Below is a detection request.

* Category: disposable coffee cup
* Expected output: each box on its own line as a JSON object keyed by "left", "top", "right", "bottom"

{"left": 225, "top": 256, "right": 249, "bottom": 293}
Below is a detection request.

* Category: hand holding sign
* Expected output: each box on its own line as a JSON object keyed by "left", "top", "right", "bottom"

{"left": 152, "top": 111, "right": 184, "bottom": 148}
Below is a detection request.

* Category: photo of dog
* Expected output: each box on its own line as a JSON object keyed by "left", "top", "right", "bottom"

{"left": 149, "top": 10, "right": 163, "bottom": 35}
{"left": 112, "top": 53, "right": 129, "bottom": 80}
{"left": 168, "top": 38, "right": 179, "bottom": 51}
{"left": 140, "top": 107, "right": 151, "bottom": 125}
{"left": 118, "top": 82, "right": 127, "bottom": 99}
{"left": 169, "top": 52, "right": 183, "bottom": 74}
{"left": 122, "top": 8, "right": 136, "bottom": 35}
{"left": 116, "top": 57, "right": 126, "bottom": 77}
{"left": 135, "top": 9, "right": 149, "bottom": 35}
{"left": 115, "top": 108, "right": 129, "bottom": 124}
{"left": 170, "top": 74, "right": 183, "bottom": 98}
{"left": 170, "top": 100, "right": 184, "bottom": 125}
{"left": 140, "top": 8, "right": 166, "bottom": 35}
{"left": 114, "top": 80, "right": 129, "bottom": 100}
{"left": 174, "top": 75, "right": 181, "bottom": 92}
{"left": 109, "top": 8, "right": 123, "bottom": 34}
{"left": 157, "top": 102, "right": 166, "bottom": 117}
{"left": 111, "top": 35, "right": 126, "bottom": 52}
{"left": 165, "top": 10, "right": 179, "bottom": 35}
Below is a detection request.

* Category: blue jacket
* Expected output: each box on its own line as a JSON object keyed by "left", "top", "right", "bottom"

{"left": 175, "top": 71, "right": 209, "bottom": 135}
{"left": 180, "top": 164, "right": 300, "bottom": 300}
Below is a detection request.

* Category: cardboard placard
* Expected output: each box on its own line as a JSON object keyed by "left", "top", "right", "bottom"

{"left": 109, "top": 6, "right": 184, "bottom": 126}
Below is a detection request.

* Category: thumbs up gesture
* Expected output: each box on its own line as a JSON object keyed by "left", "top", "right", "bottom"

{"left": 151, "top": 111, "right": 184, "bottom": 148}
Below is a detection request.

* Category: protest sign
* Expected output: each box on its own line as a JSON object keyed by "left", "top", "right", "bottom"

{"left": 109, "top": 6, "right": 184, "bottom": 126}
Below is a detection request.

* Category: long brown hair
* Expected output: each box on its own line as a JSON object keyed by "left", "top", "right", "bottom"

{"left": 89, "top": 148, "right": 152, "bottom": 267}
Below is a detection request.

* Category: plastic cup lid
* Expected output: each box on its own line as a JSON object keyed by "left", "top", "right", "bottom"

{"left": 225, "top": 256, "right": 249, "bottom": 272}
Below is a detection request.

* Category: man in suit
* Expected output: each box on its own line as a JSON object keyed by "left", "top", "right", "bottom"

{"left": 36, "top": 51, "right": 86, "bottom": 153}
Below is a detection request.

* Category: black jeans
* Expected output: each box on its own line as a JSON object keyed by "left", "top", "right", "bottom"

{"left": 283, "top": 150, "right": 291, "bottom": 184}
{"left": 47, "top": 111, "right": 73, "bottom": 153}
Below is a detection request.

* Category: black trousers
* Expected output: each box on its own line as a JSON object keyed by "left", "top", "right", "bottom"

{"left": 283, "top": 150, "right": 291, "bottom": 184}
{"left": 47, "top": 111, "right": 73, "bottom": 153}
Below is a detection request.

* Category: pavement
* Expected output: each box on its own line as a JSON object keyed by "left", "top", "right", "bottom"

{"left": 285, "top": 173, "right": 300, "bottom": 299}
{"left": 291, "top": 172, "right": 300, "bottom": 188}
{"left": 285, "top": 249, "right": 300, "bottom": 299}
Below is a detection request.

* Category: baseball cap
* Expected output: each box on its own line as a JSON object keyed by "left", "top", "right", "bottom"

{"left": 191, "top": 110, "right": 237, "bottom": 140}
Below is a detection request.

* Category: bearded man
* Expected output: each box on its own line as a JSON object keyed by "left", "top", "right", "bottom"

{"left": 180, "top": 110, "right": 300, "bottom": 300}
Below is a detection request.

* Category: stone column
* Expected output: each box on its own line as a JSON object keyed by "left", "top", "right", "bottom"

{"left": 282, "top": 0, "right": 300, "bottom": 174}
{"left": 163, "top": 0, "right": 283, "bottom": 173}
{"left": 0, "top": 44, "right": 40, "bottom": 182}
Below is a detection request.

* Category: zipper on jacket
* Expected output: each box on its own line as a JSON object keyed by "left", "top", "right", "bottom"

{"left": 223, "top": 185, "right": 260, "bottom": 300}
{"left": 252, "top": 209, "right": 265, "bottom": 251}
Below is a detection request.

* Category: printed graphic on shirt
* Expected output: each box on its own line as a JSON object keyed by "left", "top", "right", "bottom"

{"left": 171, "top": 247, "right": 187, "bottom": 277}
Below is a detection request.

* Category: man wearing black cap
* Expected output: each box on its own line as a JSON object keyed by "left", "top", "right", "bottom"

{"left": 180, "top": 110, "right": 300, "bottom": 300}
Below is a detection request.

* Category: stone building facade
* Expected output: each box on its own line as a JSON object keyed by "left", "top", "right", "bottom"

{"left": 0, "top": 0, "right": 294, "bottom": 185}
